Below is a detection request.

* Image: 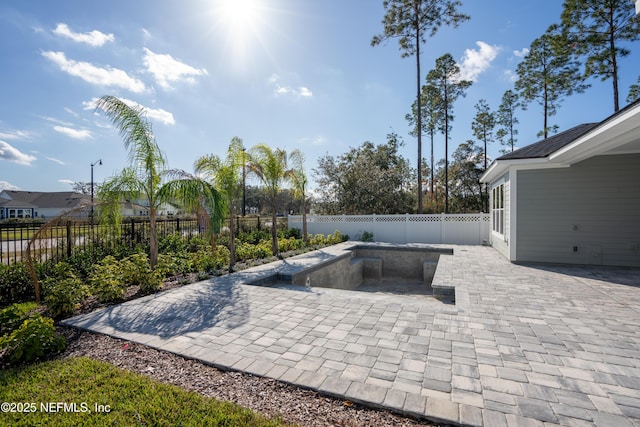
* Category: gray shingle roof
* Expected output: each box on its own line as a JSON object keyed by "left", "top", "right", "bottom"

{"left": 0, "top": 191, "right": 89, "bottom": 209}
{"left": 497, "top": 123, "right": 599, "bottom": 160}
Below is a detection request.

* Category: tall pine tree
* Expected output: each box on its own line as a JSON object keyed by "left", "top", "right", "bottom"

{"left": 496, "top": 89, "right": 520, "bottom": 154}
{"left": 561, "top": 0, "right": 640, "bottom": 112}
{"left": 372, "top": 0, "right": 468, "bottom": 213}
{"left": 515, "top": 25, "right": 589, "bottom": 139}
{"left": 426, "top": 53, "right": 472, "bottom": 213}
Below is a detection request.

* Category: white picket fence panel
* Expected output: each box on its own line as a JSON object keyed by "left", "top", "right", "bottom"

{"left": 288, "top": 213, "right": 490, "bottom": 245}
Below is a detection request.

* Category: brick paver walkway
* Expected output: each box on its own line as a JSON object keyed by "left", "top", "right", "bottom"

{"left": 62, "top": 243, "right": 640, "bottom": 426}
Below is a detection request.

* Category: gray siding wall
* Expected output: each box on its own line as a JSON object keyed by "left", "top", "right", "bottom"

{"left": 516, "top": 154, "right": 640, "bottom": 267}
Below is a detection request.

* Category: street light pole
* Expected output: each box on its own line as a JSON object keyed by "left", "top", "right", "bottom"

{"left": 90, "top": 159, "right": 102, "bottom": 224}
{"left": 242, "top": 148, "right": 246, "bottom": 217}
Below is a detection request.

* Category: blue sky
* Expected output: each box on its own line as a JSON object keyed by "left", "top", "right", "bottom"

{"left": 1, "top": 0, "right": 638, "bottom": 193}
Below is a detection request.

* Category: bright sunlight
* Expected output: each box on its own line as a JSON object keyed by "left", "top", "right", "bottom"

{"left": 213, "top": 0, "right": 268, "bottom": 69}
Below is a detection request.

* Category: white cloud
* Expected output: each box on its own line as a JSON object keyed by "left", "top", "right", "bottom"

{"left": 47, "top": 157, "right": 65, "bottom": 165}
{"left": 0, "top": 140, "right": 37, "bottom": 165}
{"left": 514, "top": 48, "right": 530, "bottom": 58}
{"left": 298, "top": 136, "right": 326, "bottom": 146}
{"left": 58, "top": 179, "right": 75, "bottom": 186}
{"left": 0, "top": 181, "right": 20, "bottom": 190}
{"left": 42, "top": 51, "right": 147, "bottom": 93}
{"left": 53, "top": 23, "right": 114, "bottom": 47}
{"left": 83, "top": 97, "right": 175, "bottom": 125}
{"left": 504, "top": 69, "right": 518, "bottom": 83}
{"left": 143, "top": 48, "right": 207, "bottom": 90}
{"left": 0, "top": 129, "right": 33, "bottom": 140}
{"left": 299, "top": 87, "right": 313, "bottom": 97}
{"left": 269, "top": 74, "right": 313, "bottom": 98}
{"left": 53, "top": 125, "right": 92, "bottom": 140}
{"left": 458, "top": 41, "right": 501, "bottom": 82}
{"left": 64, "top": 107, "right": 80, "bottom": 118}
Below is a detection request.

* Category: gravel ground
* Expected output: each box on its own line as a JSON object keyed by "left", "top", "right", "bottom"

{"left": 58, "top": 326, "right": 451, "bottom": 427}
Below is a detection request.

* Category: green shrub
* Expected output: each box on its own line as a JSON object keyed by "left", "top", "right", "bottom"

{"left": 0, "top": 314, "right": 65, "bottom": 366}
{"left": 120, "top": 253, "right": 163, "bottom": 295}
{"left": 328, "top": 230, "right": 347, "bottom": 244}
{"left": 0, "top": 302, "right": 38, "bottom": 336}
{"left": 88, "top": 256, "right": 126, "bottom": 303}
{"left": 278, "top": 237, "right": 304, "bottom": 252}
{"left": 190, "top": 249, "right": 217, "bottom": 273}
{"left": 157, "top": 252, "right": 193, "bottom": 276}
{"left": 0, "top": 262, "right": 34, "bottom": 306}
{"left": 283, "top": 227, "right": 301, "bottom": 239}
{"left": 309, "top": 234, "right": 327, "bottom": 246}
{"left": 42, "top": 262, "right": 90, "bottom": 319}
{"left": 355, "top": 230, "right": 374, "bottom": 242}
{"left": 239, "top": 229, "right": 271, "bottom": 245}
{"left": 64, "top": 244, "right": 108, "bottom": 279}
{"left": 158, "top": 232, "right": 188, "bottom": 253}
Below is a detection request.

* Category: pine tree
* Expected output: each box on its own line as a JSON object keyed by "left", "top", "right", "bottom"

{"left": 425, "top": 53, "right": 472, "bottom": 213}
{"left": 561, "top": 0, "right": 640, "bottom": 112}
{"left": 496, "top": 89, "right": 520, "bottom": 154}
{"left": 372, "top": 0, "right": 469, "bottom": 212}
{"left": 515, "top": 25, "right": 589, "bottom": 139}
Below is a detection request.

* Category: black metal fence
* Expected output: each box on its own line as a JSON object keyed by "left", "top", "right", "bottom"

{"left": 0, "top": 215, "right": 287, "bottom": 265}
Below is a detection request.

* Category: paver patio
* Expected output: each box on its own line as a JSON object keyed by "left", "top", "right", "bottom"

{"left": 62, "top": 243, "right": 640, "bottom": 426}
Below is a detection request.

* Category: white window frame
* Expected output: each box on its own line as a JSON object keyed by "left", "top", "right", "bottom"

{"left": 492, "top": 183, "right": 505, "bottom": 236}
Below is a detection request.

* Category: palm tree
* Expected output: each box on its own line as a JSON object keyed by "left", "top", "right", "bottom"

{"left": 194, "top": 137, "right": 244, "bottom": 271}
{"left": 287, "top": 149, "right": 308, "bottom": 243}
{"left": 247, "top": 143, "right": 287, "bottom": 256}
{"left": 95, "top": 95, "right": 223, "bottom": 268}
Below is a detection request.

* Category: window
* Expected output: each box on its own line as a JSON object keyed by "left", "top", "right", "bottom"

{"left": 492, "top": 184, "right": 505, "bottom": 235}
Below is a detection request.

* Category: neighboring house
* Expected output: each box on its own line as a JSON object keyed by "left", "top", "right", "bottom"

{"left": 0, "top": 190, "right": 90, "bottom": 219}
{"left": 480, "top": 99, "right": 640, "bottom": 268}
{"left": 120, "top": 200, "right": 183, "bottom": 217}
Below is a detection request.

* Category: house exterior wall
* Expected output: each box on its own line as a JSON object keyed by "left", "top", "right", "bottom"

{"left": 489, "top": 173, "right": 510, "bottom": 260}
{"left": 516, "top": 153, "right": 640, "bottom": 267}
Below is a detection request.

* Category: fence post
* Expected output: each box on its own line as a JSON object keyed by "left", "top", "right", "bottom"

{"left": 440, "top": 213, "right": 445, "bottom": 244}
{"left": 130, "top": 218, "right": 136, "bottom": 247}
{"left": 176, "top": 217, "right": 180, "bottom": 234}
{"left": 66, "top": 220, "right": 72, "bottom": 258}
{"left": 405, "top": 213, "right": 409, "bottom": 244}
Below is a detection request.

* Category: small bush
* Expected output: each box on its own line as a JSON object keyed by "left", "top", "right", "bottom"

{"left": 283, "top": 227, "right": 301, "bottom": 239}
{"left": 158, "top": 232, "right": 188, "bottom": 253}
{"left": 0, "top": 262, "right": 34, "bottom": 306}
{"left": 278, "top": 237, "right": 305, "bottom": 252}
{"left": 0, "top": 302, "right": 38, "bottom": 336}
{"left": 120, "top": 253, "right": 162, "bottom": 295}
{"left": 0, "top": 313, "right": 65, "bottom": 366}
{"left": 42, "top": 262, "right": 90, "bottom": 318}
{"left": 328, "top": 230, "right": 347, "bottom": 244}
{"left": 190, "top": 249, "right": 217, "bottom": 273}
{"left": 88, "top": 256, "right": 126, "bottom": 303}
{"left": 309, "top": 234, "right": 327, "bottom": 246}
{"left": 355, "top": 230, "right": 374, "bottom": 242}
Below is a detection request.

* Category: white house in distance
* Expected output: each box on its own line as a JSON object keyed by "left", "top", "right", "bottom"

{"left": 0, "top": 190, "right": 183, "bottom": 220}
{"left": 480, "top": 99, "right": 640, "bottom": 268}
{"left": 0, "top": 190, "right": 90, "bottom": 219}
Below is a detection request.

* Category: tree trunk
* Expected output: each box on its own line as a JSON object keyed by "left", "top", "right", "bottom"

{"left": 608, "top": 5, "right": 619, "bottom": 112}
{"left": 416, "top": 28, "right": 423, "bottom": 214}
{"left": 271, "top": 208, "right": 278, "bottom": 256}
{"left": 229, "top": 214, "right": 236, "bottom": 271}
{"left": 302, "top": 198, "right": 308, "bottom": 243}
{"left": 149, "top": 206, "right": 158, "bottom": 268}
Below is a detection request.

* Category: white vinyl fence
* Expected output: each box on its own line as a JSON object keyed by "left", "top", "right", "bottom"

{"left": 288, "top": 213, "right": 491, "bottom": 245}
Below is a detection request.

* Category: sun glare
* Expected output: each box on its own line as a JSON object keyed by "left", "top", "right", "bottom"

{"left": 218, "top": 0, "right": 259, "bottom": 29}
{"left": 213, "top": 0, "right": 267, "bottom": 68}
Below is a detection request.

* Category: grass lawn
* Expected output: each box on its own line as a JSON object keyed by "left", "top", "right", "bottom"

{"left": 0, "top": 357, "right": 291, "bottom": 427}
